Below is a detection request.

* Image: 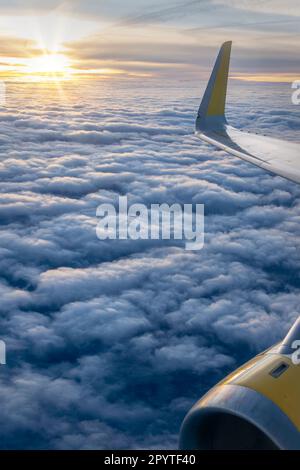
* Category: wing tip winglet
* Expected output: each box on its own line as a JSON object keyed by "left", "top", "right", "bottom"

{"left": 196, "top": 41, "right": 232, "bottom": 131}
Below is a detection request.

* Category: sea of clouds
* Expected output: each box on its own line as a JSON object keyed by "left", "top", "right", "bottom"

{"left": 0, "top": 77, "right": 300, "bottom": 449}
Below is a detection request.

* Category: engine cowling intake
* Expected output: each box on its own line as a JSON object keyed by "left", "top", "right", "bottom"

{"left": 179, "top": 318, "right": 300, "bottom": 450}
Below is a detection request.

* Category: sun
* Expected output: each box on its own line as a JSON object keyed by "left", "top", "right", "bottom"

{"left": 24, "top": 53, "right": 72, "bottom": 79}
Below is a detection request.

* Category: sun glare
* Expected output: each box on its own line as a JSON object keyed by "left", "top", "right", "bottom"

{"left": 24, "top": 53, "right": 72, "bottom": 80}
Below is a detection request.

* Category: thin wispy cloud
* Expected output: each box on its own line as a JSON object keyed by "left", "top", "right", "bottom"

{"left": 0, "top": 0, "right": 298, "bottom": 81}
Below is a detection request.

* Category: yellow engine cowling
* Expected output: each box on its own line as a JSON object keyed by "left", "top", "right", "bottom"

{"left": 179, "top": 318, "right": 300, "bottom": 450}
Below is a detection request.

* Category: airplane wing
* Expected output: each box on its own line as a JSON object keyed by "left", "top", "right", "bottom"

{"left": 196, "top": 41, "right": 300, "bottom": 185}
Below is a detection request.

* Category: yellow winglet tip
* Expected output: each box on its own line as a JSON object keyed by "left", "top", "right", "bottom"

{"left": 196, "top": 41, "right": 233, "bottom": 128}
{"left": 222, "top": 41, "right": 232, "bottom": 48}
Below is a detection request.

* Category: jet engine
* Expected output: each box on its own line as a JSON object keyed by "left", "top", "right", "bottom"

{"left": 179, "top": 318, "right": 300, "bottom": 450}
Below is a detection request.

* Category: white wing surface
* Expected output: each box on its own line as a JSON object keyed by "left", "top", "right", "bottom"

{"left": 196, "top": 42, "right": 300, "bottom": 184}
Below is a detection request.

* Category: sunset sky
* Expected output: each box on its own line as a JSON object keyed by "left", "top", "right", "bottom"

{"left": 0, "top": 0, "right": 299, "bottom": 82}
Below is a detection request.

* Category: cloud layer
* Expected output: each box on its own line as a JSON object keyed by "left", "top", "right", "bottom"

{"left": 0, "top": 78, "right": 300, "bottom": 448}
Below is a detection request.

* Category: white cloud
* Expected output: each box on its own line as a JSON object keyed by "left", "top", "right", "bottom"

{"left": 0, "top": 77, "right": 299, "bottom": 448}
{"left": 213, "top": 0, "right": 300, "bottom": 16}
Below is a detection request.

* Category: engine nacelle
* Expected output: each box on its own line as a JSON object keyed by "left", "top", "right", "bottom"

{"left": 179, "top": 318, "right": 300, "bottom": 450}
